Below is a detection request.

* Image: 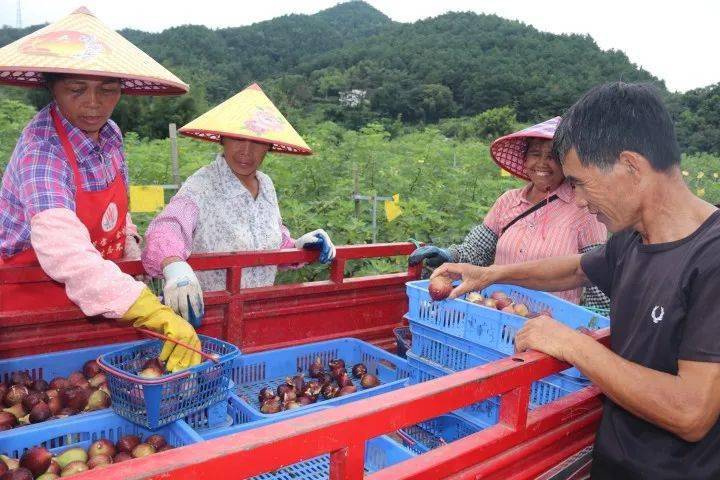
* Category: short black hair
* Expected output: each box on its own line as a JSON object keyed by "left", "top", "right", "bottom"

{"left": 553, "top": 82, "right": 681, "bottom": 172}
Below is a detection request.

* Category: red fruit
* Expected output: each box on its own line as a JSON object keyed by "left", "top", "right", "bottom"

{"left": 29, "top": 379, "right": 49, "bottom": 392}
{"left": 321, "top": 383, "right": 339, "bottom": 399}
{"left": 283, "top": 400, "right": 301, "bottom": 410}
{"left": 21, "top": 391, "right": 46, "bottom": 412}
{"left": 88, "top": 439, "right": 116, "bottom": 459}
{"left": 1, "top": 467, "right": 33, "bottom": 480}
{"left": 302, "top": 380, "right": 322, "bottom": 398}
{"left": 60, "top": 386, "right": 89, "bottom": 411}
{"left": 83, "top": 360, "right": 102, "bottom": 379}
{"left": 145, "top": 434, "right": 167, "bottom": 451}
{"left": 10, "top": 372, "right": 31, "bottom": 388}
{"left": 44, "top": 389, "right": 59, "bottom": 400}
{"left": 113, "top": 453, "right": 133, "bottom": 463}
{"left": 48, "top": 378, "right": 68, "bottom": 390}
{"left": 428, "top": 275, "right": 453, "bottom": 301}
{"left": 87, "top": 454, "right": 113, "bottom": 469}
{"left": 338, "top": 385, "right": 357, "bottom": 396}
{"left": 29, "top": 401, "right": 51, "bottom": 423}
{"left": 142, "top": 358, "right": 165, "bottom": 372}
{"left": 116, "top": 435, "right": 141, "bottom": 454}
{"left": 260, "top": 397, "right": 282, "bottom": 414}
{"left": 0, "top": 411, "right": 17, "bottom": 429}
{"left": 4, "top": 385, "right": 28, "bottom": 407}
{"left": 308, "top": 357, "right": 324, "bottom": 378}
{"left": 289, "top": 372, "right": 305, "bottom": 393}
{"left": 335, "top": 372, "right": 353, "bottom": 388}
{"left": 276, "top": 383, "right": 294, "bottom": 398}
{"left": 360, "top": 374, "right": 380, "bottom": 389}
{"left": 513, "top": 303, "right": 530, "bottom": 317}
{"left": 328, "top": 359, "right": 345, "bottom": 370}
{"left": 47, "top": 396, "right": 62, "bottom": 416}
{"left": 258, "top": 387, "right": 275, "bottom": 404}
{"left": 297, "top": 396, "right": 315, "bottom": 406}
{"left": 483, "top": 298, "right": 497, "bottom": 309}
{"left": 47, "top": 459, "right": 62, "bottom": 475}
{"left": 20, "top": 446, "right": 52, "bottom": 477}
{"left": 490, "top": 291, "right": 508, "bottom": 301}
{"left": 351, "top": 363, "right": 367, "bottom": 379}
{"left": 495, "top": 298, "right": 513, "bottom": 310}
{"left": 66, "top": 372, "right": 86, "bottom": 387}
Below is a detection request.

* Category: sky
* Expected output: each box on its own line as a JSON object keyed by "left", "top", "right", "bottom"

{"left": 0, "top": 0, "right": 717, "bottom": 93}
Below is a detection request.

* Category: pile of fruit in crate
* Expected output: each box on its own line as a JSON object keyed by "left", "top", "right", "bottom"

{"left": 0, "top": 433, "right": 174, "bottom": 479}
{"left": 428, "top": 275, "right": 542, "bottom": 317}
{"left": 258, "top": 358, "right": 381, "bottom": 414}
{"left": 465, "top": 291, "right": 532, "bottom": 317}
{"left": 0, "top": 361, "right": 110, "bottom": 431}
{"left": 136, "top": 358, "right": 167, "bottom": 379}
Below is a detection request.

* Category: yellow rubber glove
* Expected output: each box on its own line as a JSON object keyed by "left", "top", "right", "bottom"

{"left": 122, "top": 288, "right": 202, "bottom": 372}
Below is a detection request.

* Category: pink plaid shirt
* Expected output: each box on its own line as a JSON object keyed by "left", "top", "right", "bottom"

{"left": 0, "top": 102, "right": 126, "bottom": 257}
{"left": 483, "top": 181, "right": 607, "bottom": 303}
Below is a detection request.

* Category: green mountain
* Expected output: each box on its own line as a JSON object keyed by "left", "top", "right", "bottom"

{"left": 0, "top": 1, "right": 717, "bottom": 154}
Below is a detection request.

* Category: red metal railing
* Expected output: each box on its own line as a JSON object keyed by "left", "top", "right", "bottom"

{"left": 0, "top": 243, "right": 421, "bottom": 357}
{"left": 75, "top": 329, "right": 609, "bottom": 480}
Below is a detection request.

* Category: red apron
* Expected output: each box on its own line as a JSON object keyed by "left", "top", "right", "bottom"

{"left": 0, "top": 106, "right": 128, "bottom": 311}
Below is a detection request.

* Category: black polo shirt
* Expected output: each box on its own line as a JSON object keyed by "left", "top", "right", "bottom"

{"left": 581, "top": 210, "right": 720, "bottom": 480}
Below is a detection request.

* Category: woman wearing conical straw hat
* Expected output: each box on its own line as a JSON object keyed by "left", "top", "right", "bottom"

{"left": 142, "top": 83, "right": 336, "bottom": 322}
{"left": 0, "top": 7, "right": 200, "bottom": 371}
{"left": 408, "top": 117, "right": 609, "bottom": 309}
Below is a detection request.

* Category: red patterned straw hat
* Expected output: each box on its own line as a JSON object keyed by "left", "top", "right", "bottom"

{"left": 0, "top": 7, "right": 187, "bottom": 95}
{"left": 179, "top": 83, "right": 312, "bottom": 155}
{"left": 490, "top": 116, "right": 561, "bottom": 180}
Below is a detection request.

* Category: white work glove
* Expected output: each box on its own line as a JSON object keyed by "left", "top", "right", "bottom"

{"left": 162, "top": 261, "right": 204, "bottom": 325}
{"left": 295, "top": 229, "right": 336, "bottom": 264}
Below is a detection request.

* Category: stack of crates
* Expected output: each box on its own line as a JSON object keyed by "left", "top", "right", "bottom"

{"left": 404, "top": 280, "right": 610, "bottom": 425}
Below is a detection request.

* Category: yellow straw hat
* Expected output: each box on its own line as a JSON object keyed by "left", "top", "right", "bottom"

{"left": 0, "top": 7, "right": 187, "bottom": 95}
{"left": 179, "top": 83, "right": 312, "bottom": 155}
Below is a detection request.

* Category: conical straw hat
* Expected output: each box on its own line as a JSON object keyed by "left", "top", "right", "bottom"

{"left": 490, "top": 116, "right": 561, "bottom": 180}
{"left": 179, "top": 83, "right": 312, "bottom": 155}
{"left": 0, "top": 7, "right": 187, "bottom": 95}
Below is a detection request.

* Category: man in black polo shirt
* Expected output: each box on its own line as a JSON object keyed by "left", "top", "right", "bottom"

{"left": 433, "top": 82, "right": 720, "bottom": 479}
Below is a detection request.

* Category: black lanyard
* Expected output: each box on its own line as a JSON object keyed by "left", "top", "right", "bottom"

{"left": 500, "top": 194, "right": 559, "bottom": 236}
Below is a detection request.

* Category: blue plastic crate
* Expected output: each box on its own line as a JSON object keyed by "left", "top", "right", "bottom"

{"left": 406, "top": 280, "right": 609, "bottom": 378}
{"left": 0, "top": 341, "right": 140, "bottom": 385}
{"left": 0, "top": 409, "right": 201, "bottom": 459}
{"left": 410, "top": 322, "right": 585, "bottom": 379}
{"left": 406, "top": 351, "right": 500, "bottom": 424}
{"left": 230, "top": 338, "right": 410, "bottom": 421}
{"left": 192, "top": 397, "right": 415, "bottom": 479}
{"left": 0, "top": 341, "right": 142, "bottom": 436}
{"left": 247, "top": 436, "right": 413, "bottom": 479}
{"left": 98, "top": 334, "right": 239, "bottom": 429}
{"left": 406, "top": 350, "right": 589, "bottom": 424}
{"left": 398, "top": 413, "right": 488, "bottom": 454}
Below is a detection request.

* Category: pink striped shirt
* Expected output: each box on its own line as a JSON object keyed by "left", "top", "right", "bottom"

{"left": 483, "top": 181, "right": 607, "bottom": 303}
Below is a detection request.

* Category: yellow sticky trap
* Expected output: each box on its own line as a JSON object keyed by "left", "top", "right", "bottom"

{"left": 385, "top": 193, "right": 403, "bottom": 222}
{"left": 130, "top": 185, "right": 165, "bottom": 213}
{"left": 500, "top": 168, "right": 511, "bottom": 177}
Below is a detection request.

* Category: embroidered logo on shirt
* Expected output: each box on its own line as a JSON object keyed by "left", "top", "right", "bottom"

{"left": 651, "top": 306, "right": 665, "bottom": 324}
{"left": 101, "top": 202, "right": 118, "bottom": 232}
